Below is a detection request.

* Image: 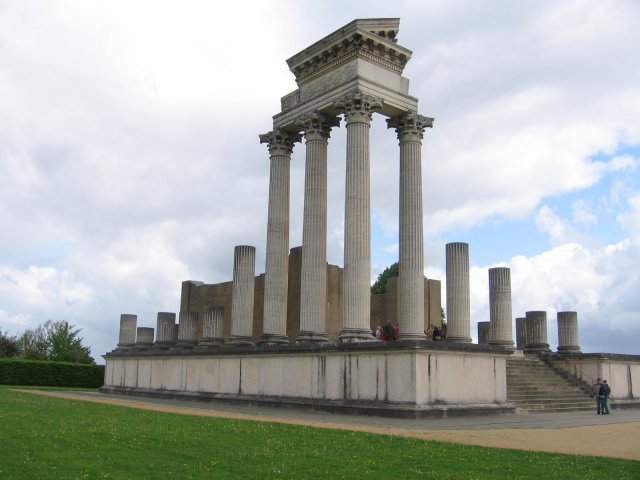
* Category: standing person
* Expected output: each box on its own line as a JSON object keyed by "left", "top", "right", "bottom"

{"left": 375, "top": 326, "right": 381, "bottom": 340}
{"left": 393, "top": 323, "right": 400, "bottom": 340}
{"left": 383, "top": 321, "right": 394, "bottom": 343}
{"left": 601, "top": 380, "right": 611, "bottom": 414}
{"left": 592, "top": 378, "right": 604, "bottom": 414}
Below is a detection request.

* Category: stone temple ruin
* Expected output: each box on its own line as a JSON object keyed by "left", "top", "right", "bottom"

{"left": 102, "top": 18, "right": 639, "bottom": 417}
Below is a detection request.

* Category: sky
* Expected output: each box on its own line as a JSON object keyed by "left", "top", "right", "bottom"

{"left": 1, "top": 0, "right": 639, "bottom": 362}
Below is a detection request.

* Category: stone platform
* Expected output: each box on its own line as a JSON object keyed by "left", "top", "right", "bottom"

{"left": 102, "top": 341, "right": 515, "bottom": 418}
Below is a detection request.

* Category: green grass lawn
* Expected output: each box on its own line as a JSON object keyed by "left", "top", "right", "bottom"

{"left": 0, "top": 388, "right": 637, "bottom": 479}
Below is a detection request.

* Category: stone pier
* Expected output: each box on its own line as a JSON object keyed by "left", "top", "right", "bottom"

{"left": 177, "top": 312, "right": 198, "bottom": 345}
{"left": 477, "top": 321, "right": 490, "bottom": 345}
{"left": 524, "top": 311, "right": 551, "bottom": 353}
{"left": 229, "top": 245, "right": 256, "bottom": 346}
{"left": 389, "top": 112, "right": 432, "bottom": 340}
{"left": 297, "top": 113, "right": 339, "bottom": 343}
{"left": 259, "top": 130, "right": 300, "bottom": 345}
{"left": 201, "top": 306, "right": 225, "bottom": 346}
{"left": 515, "top": 317, "right": 527, "bottom": 350}
{"left": 155, "top": 312, "right": 177, "bottom": 345}
{"left": 445, "top": 242, "right": 472, "bottom": 343}
{"left": 337, "top": 91, "right": 382, "bottom": 342}
{"left": 135, "top": 327, "right": 154, "bottom": 347}
{"left": 118, "top": 314, "right": 137, "bottom": 347}
{"left": 488, "top": 267, "right": 515, "bottom": 350}
{"left": 557, "top": 311, "right": 581, "bottom": 353}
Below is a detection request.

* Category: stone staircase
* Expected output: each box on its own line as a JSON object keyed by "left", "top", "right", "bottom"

{"left": 507, "top": 355, "right": 594, "bottom": 413}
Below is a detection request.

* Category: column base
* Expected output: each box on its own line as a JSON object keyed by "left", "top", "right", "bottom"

{"left": 198, "top": 339, "right": 224, "bottom": 347}
{"left": 445, "top": 336, "right": 472, "bottom": 343}
{"left": 524, "top": 343, "right": 551, "bottom": 354}
{"left": 228, "top": 336, "right": 255, "bottom": 347}
{"left": 296, "top": 331, "right": 330, "bottom": 343}
{"left": 557, "top": 346, "right": 581, "bottom": 353}
{"left": 338, "top": 328, "right": 375, "bottom": 343}
{"left": 397, "top": 332, "right": 426, "bottom": 341}
{"left": 489, "top": 340, "right": 515, "bottom": 351}
{"left": 258, "top": 333, "right": 289, "bottom": 346}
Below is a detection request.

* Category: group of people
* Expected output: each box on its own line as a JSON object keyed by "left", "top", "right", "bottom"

{"left": 592, "top": 378, "right": 612, "bottom": 414}
{"left": 373, "top": 322, "right": 447, "bottom": 341}
{"left": 374, "top": 321, "right": 399, "bottom": 341}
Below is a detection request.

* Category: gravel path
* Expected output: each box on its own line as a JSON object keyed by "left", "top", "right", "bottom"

{"left": 21, "top": 390, "right": 640, "bottom": 461}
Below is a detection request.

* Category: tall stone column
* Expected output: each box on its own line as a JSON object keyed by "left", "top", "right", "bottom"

{"left": 177, "top": 312, "right": 198, "bottom": 345}
{"left": 229, "top": 245, "right": 256, "bottom": 346}
{"left": 135, "top": 327, "right": 154, "bottom": 346}
{"left": 335, "top": 91, "right": 382, "bottom": 342}
{"left": 201, "top": 306, "right": 225, "bottom": 346}
{"left": 515, "top": 317, "right": 527, "bottom": 350}
{"left": 524, "top": 310, "right": 551, "bottom": 353}
{"left": 118, "top": 314, "right": 137, "bottom": 347}
{"left": 387, "top": 112, "right": 433, "bottom": 340}
{"left": 297, "top": 112, "right": 339, "bottom": 343}
{"left": 445, "top": 242, "right": 472, "bottom": 343}
{"left": 557, "top": 311, "right": 581, "bottom": 353}
{"left": 477, "top": 321, "right": 490, "bottom": 345}
{"left": 488, "top": 267, "right": 515, "bottom": 350}
{"left": 259, "top": 130, "right": 301, "bottom": 345}
{"left": 155, "top": 312, "right": 177, "bottom": 345}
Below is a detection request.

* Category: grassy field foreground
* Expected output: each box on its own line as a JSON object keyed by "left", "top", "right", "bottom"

{"left": 0, "top": 388, "right": 638, "bottom": 479}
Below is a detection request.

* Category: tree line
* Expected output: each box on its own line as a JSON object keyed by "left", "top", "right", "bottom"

{"left": 0, "top": 320, "right": 95, "bottom": 364}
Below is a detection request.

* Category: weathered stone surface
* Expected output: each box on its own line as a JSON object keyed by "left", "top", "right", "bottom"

{"left": 488, "top": 267, "right": 515, "bottom": 350}
{"left": 118, "top": 314, "right": 137, "bottom": 347}
{"left": 445, "top": 242, "right": 472, "bottom": 343}
{"left": 229, "top": 245, "right": 256, "bottom": 346}
{"left": 155, "top": 312, "right": 177, "bottom": 345}
{"left": 135, "top": 327, "right": 154, "bottom": 346}
{"left": 557, "top": 311, "right": 581, "bottom": 353}
{"left": 524, "top": 311, "right": 551, "bottom": 353}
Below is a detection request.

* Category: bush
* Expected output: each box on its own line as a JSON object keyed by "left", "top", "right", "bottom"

{"left": 0, "top": 358, "right": 104, "bottom": 388}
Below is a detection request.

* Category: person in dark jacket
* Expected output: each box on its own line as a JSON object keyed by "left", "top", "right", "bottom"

{"left": 383, "top": 321, "right": 394, "bottom": 342}
{"left": 592, "top": 378, "right": 604, "bottom": 414}
{"left": 601, "top": 380, "right": 611, "bottom": 414}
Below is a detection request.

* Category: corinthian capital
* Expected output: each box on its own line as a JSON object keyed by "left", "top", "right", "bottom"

{"left": 259, "top": 129, "right": 302, "bottom": 157}
{"left": 334, "top": 90, "right": 383, "bottom": 125}
{"left": 296, "top": 112, "right": 340, "bottom": 142}
{"left": 387, "top": 112, "right": 434, "bottom": 142}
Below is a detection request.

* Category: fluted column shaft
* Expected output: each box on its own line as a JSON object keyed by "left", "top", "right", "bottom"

{"left": 557, "top": 311, "right": 581, "bottom": 353}
{"left": 488, "top": 267, "right": 515, "bottom": 349}
{"left": 118, "top": 314, "right": 137, "bottom": 347}
{"left": 201, "top": 306, "right": 225, "bottom": 346}
{"left": 297, "top": 113, "right": 339, "bottom": 342}
{"left": 336, "top": 91, "right": 382, "bottom": 341}
{"left": 387, "top": 112, "right": 433, "bottom": 340}
{"left": 135, "top": 327, "right": 154, "bottom": 346}
{"left": 524, "top": 310, "right": 551, "bottom": 353}
{"left": 515, "top": 317, "right": 527, "bottom": 350}
{"left": 177, "top": 312, "right": 198, "bottom": 345}
{"left": 477, "top": 321, "right": 490, "bottom": 345}
{"left": 155, "top": 312, "right": 177, "bottom": 344}
{"left": 259, "top": 130, "right": 300, "bottom": 345}
{"left": 445, "top": 242, "right": 472, "bottom": 342}
{"left": 229, "top": 245, "right": 256, "bottom": 345}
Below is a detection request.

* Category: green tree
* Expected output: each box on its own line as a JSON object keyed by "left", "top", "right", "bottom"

{"left": 0, "top": 328, "right": 20, "bottom": 357}
{"left": 371, "top": 262, "right": 399, "bottom": 295}
{"left": 18, "top": 324, "right": 49, "bottom": 360}
{"left": 45, "top": 320, "right": 95, "bottom": 364}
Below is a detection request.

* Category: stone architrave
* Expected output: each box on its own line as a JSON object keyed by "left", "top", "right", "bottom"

{"left": 445, "top": 242, "right": 472, "bottom": 343}
{"left": 335, "top": 90, "right": 382, "bottom": 342}
{"left": 177, "top": 312, "right": 198, "bottom": 345}
{"left": 259, "top": 130, "right": 301, "bottom": 345}
{"left": 118, "top": 314, "right": 137, "bottom": 347}
{"left": 201, "top": 306, "right": 225, "bottom": 346}
{"left": 515, "top": 317, "right": 527, "bottom": 350}
{"left": 297, "top": 112, "right": 340, "bottom": 343}
{"left": 155, "top": 312, "right": 177, "bottom": 345}
{"left": 477, "top": 321, "right": 490, "bottom": 345}
{"left": 387, "top": 112, "right": 433, "bottom": 340}
{"left": 524, "top": 311, "right": 551, "bottom": 353}
{"left": 488, "top": 267, "right": 515, "bottom": 350}
{"left": 229, "top": 245, "right": 257, "bottom": 346}
{"left": 557, "top": 311, "right": 581, "bottom": 353}
{"left": 135, "top": 327, "right": 154, "bottom": 346}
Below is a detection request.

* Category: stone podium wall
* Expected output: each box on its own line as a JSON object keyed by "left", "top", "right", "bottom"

{"left": 103, "top": 345, "right": 509, "bottom": 416}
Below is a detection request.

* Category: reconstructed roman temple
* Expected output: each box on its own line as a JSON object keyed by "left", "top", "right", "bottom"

{"left": 102, "top": 19, "right": 640, "bottom": 417}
